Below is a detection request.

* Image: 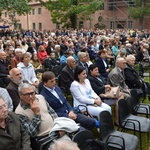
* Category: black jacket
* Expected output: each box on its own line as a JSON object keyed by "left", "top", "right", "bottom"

{"left": 124, "top": 63, "right": 142, "bottom": 89}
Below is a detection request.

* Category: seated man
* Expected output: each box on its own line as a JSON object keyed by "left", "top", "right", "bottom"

{"left": 61, "top": 56, "right": 75, "bottom": 93}
{"left": 0, "top": 87, "right": 13, "bottom": 111}
{"left": 0, "top": 96, "right": 31, "bottom": 150}
{"left": 15, "top": 83, "right": 57, "bottom": 138}
{"left": 40, "top": 71, "right": 96, "bottom": 130}
{"left": 108, "top": 57, "right": 131, "bottom": 102}
{"left": 7, "top": 68, "right": 24, "bottom": 111}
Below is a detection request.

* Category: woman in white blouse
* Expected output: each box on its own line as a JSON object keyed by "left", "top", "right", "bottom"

{"left": 70, "top": 66, "right": 111, "bottom": 117}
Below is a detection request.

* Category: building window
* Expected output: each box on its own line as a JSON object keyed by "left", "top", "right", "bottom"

{"left": 128, "top": 21, "right": 133, "bottom": 29}
{"left": 38, "top": 8, "right": 42, "bottom": 14}
{"left": 32, "top": 9, "right": 35, "bottom": 15}
{"left": 33, "top": 23, "right": 36, "bottom": 30}
{"left": 110, "top": 21, "right": 114, "bottom": 29}
{"left": 79, "top": 21, "right": 83, "bottom": 29}
{"left": 5, "top": 12, "right": 7, "bottom": 17}
{"left": 39, "top": 23, "right": 42, "bottom": 31}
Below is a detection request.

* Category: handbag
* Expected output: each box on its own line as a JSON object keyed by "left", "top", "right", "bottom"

{"left": 100, "top": 86, "right": 121, "bottom": 98}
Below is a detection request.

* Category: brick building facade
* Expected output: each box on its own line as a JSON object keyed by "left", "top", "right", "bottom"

{"left": 1, "top": 0, "right": 150, "bottom": 30}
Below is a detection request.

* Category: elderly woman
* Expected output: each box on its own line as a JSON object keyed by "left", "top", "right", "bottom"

{"left": 17, "top": 52, "right": 39, "bottom": 88}
{"left": 70, "top": 66, "right": 111, "bottom": 117}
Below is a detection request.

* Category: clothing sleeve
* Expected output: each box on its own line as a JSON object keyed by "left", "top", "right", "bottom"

{"left": 30, "top": 65, "right": 38, "bottom": 83}
{"left": 5, "top": 91, "right": 13, "bottom": 112}
{"left": 20, "top": 123, "right": 32, "bottom": 150}
{"left": 7, "top": 88, "right": 20, "bottom": 111}
{"left": 61, "top": 70, "right": 72, "bottom": 89}
{"left": 46, "top": 102, "right": 58, "bottom": 119}
{"left": 18, "top": 114, "right": 41, "bottom": 138}
{"left": 124, "top": 68, "right": 141, "bottom": 87}
{"left": 89, "top": 78, "right": 105, "bottom": 95}
{"left": 70, "top": 81, "right": 95, "bottom": 105}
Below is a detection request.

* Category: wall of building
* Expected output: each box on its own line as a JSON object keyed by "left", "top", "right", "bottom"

{"left": 1, "top": 1, "right": 150, "bottom": 30}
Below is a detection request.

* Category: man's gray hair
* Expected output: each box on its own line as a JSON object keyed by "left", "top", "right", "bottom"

{"left": 18, "top": 83, "right": 35, "bottom": 93}
{"left": 49, "top": 139, "right": 79, "bottom": 150}
{"left": 126, "top": 54, "right": 135, "bottom": 62}
{"left": 77, "top": 51, "right": 87, "bottom": 60}
{"left": 115, "top": 57, "right": 125, "bottom": 66}
{"left": 67, "top": 56, "right": 74, "bottom": 63}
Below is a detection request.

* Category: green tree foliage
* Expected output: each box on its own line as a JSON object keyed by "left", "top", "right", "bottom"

{"left": 128, "top": 0, "right": 150, "bottom": 30}
{"left": 0, "top": 0, "right": 31, "bottom": 16}
{"left": 39, "top": 0, "right": 104, "bottom": 29}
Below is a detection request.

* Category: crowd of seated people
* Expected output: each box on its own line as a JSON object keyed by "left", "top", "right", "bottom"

{"left": 0, "top": 28, "right": 150, "bottom": 149}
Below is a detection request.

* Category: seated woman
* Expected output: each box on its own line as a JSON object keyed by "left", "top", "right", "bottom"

{"left": 95, "top": 50, "right": 111, "bottom": 78}
{"left": 70, "top": 66, "right": 111, "bottom": 117}
{"left": 17, "top": 52, "right": 39, "bottom": 89}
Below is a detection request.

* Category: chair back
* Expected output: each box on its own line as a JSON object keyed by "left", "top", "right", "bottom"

{"left": 118, "top": 99, "right": 130, "bottom": 125}
{"left": 138, "top": 63, "right": 144, "bottom": 77}
{"left": 52, "top": 65, "right": 62, "bottom": 77}
{"left": 72, "top": 130, "right": 94, "bottom": 150}
{"left": 130, "top": 89, "right": 140, "bottom": 109}
{"left": 38, "top": 82, "right": 44, "bottom": 94}
{"left": 99, "top": 111, "right": 114, "bottom": 141}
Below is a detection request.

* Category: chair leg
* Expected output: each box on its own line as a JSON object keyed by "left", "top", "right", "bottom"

{"left": 147, "top": 131, "right": 149, "bottom": 141}
{"left": 139, "top": 132, "right": 142, "bottom": 150}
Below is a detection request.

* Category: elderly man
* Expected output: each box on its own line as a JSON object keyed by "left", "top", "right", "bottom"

{"left": 76, "top": 51, "right": 88, "bottom": 73}
{"left": 0, "top": 96, "right": 31, "bottom": 150}
{"left": 7, "top": 68, "right": 23, "bottom": 111}
{"left": 108, "top": 57, "right": 131, "bottom": 102}
{"left": 61, "top": 56, "right": 76, "bottom": 92}
{"left": 15, "top": 83, "right": 57, "bottom": 138}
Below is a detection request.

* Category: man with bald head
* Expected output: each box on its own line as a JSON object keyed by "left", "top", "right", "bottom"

{"left": 61, "top": 56, "right": 76, "bottom": 93}
{"left": 108, "top": 57, "right": 131, "bottom": 102}
{"left": 7, "top": 68, "right": 23, "bottom": 111}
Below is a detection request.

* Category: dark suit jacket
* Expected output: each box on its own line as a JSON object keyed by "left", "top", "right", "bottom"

{"left": 0, "top": 60, "right": 9, "bottom": 78}
{"left": 95, "top": 57, "right": 109, "bottom": 77}
{"left": 40, "top": 86, "right": 73, "bottom": 117}
{"left": 88, "top": 74, "right": 106, "bottom": 95}
{"left": 61, "top": 65, "right": 74, "bottom": 91}
{"left": 108, "top": 67, "right": 128, "bottom": 92}
{"left": 76, "top": 61, "right": 88, "bottom": 74}
{"left": 7, "top": 81, "right": 20, "bottom": 111}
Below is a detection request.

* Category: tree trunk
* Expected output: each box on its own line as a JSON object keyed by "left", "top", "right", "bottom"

{"left": 139, "top": 0, "right": 145, "bottom": 30}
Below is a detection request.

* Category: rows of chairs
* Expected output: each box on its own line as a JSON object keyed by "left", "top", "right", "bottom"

{"left": 99, "top": 91, "right": 150, "bottom": 150}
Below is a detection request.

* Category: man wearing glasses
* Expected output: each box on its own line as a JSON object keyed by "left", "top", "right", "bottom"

{"left": 0, "top": 96, "right": 31, "bottom": 150}
{"left": 15, "top": 82, "right": 58, "bottom": 149}
{"left": 15, "top": 83, "right": 57, "bottom": 138}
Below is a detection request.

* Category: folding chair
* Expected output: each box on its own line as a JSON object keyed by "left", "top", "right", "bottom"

{"left": 118, "top": 99, "right": 150, "bottom": 150}
{"left": 99, "top": 111, "right": 139, "bottom": 150}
